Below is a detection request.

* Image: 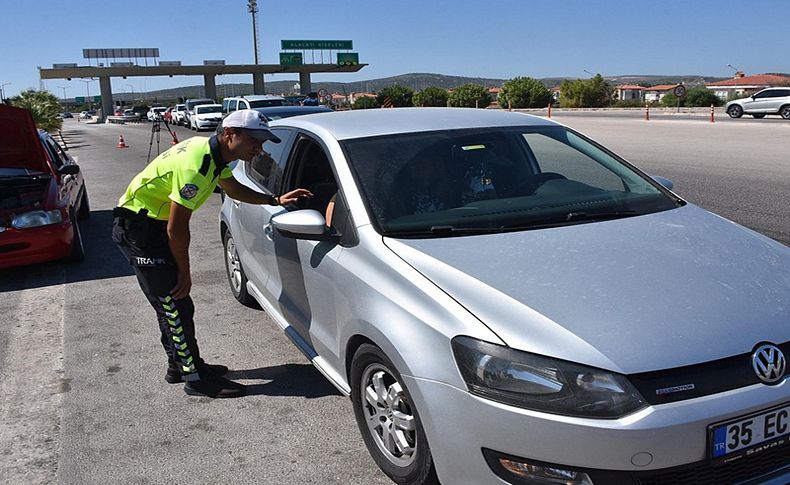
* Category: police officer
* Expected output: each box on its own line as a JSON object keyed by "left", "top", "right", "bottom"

{"left": 112, "top": 109, "right": 312, "bottom": 398}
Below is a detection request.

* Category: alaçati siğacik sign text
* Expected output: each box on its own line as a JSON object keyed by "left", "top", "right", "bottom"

{"left": 281, "top": 40, "right": 353, "bottom": 50}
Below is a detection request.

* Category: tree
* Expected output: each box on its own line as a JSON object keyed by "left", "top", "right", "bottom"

{"left": 413, "top": 86, "right": 449, "bottom": 107}
{"left": 352, "top": 96, "right": 379, "bottom": 110}
{"left": 11, "top": 89, "right": 63, "bottom": 132}
{"left": 498, "top": 77, "right": 551, "bottom": 109}
{"left": 448, "top": 83, "right": 492, "bottom": 108}
{"left": 559, "top": 74, "right": 612, "bottom": 108}
{"left": 660, "top": 92, "right": 682, "bottom": 108}
{"left": 376, "top": 84, "right": 414, "bottom": 107}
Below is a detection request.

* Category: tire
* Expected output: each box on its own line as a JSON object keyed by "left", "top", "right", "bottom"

{"left": 752, "top": 114, "right": 766, "bottom": 119}
{"left": 77, "top": 186, "right": 91, "bottom": 219}
{"left": 222, "top": 230, "right": 257, "bottom": 308}
{"left": 350, "top": 344, "right": 439, "bottom": 485}
{"left": 780, "top": 105, "right": 790, "bottom": 120}
{"left": 727, "top": 105, "right": 743, "bottom": 118}
{"left": 66, "top": 211, "right": 85, "bottom": 263}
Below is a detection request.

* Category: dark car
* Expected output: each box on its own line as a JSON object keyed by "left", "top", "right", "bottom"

{"left": 254, "top": 105, "right": 332, "bottom": 120}
{"left": 0, "top": 104, "right": 90, "bottom": 268}
{"left": 60, "top": 112, "right": 74, "bottom": 119}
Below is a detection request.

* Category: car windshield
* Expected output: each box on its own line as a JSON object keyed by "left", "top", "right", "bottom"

{"left": 341, "top": 126, "right": 681, "bottom": 237}
{"left": 196, "top": 106, "right": 222, "bottom": 114}
{"left": 248, "top": 99, "right": 285, "bottom": 108}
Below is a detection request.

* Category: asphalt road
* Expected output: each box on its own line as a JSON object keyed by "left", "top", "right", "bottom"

{"left": 1, "top": 114, "right": 788, "bottom": 485}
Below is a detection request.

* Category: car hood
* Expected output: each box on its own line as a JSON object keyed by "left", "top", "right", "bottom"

{"left": 384, "top": 204, "right": 790, "bottom": 374}
{"left": 0, "top": 105, "right": 50, "bottom": 173}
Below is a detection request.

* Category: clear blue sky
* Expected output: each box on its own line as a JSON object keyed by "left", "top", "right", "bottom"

{"left": 1, "top": 0, "right": 788, "bottom": 98}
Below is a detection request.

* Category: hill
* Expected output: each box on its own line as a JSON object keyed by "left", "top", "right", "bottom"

{"left": 127, "top": 72, "right": 729, "bottom": 102}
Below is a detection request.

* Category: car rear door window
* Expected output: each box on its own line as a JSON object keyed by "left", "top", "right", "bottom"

{"left": 43, "top": 136, "right": 65, "bottom": 169}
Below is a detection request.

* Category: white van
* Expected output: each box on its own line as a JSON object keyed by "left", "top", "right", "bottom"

{"left": 222, "top": 95, "right": 286, "bottom": 113}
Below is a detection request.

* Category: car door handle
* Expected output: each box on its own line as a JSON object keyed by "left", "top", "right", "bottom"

{"left": 264, "top": 223, "right": 274, "bottom": 240}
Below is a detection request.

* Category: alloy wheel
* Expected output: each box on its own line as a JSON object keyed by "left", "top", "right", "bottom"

{"left": 225, "top": 236, "right": 242, "bottom": 294}
{"left": 360, "top": 364, "right": 417, "bottom": 467}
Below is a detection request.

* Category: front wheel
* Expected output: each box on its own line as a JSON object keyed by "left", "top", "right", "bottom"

{"left": 66, "top": 211, "right": 85, "bottom": 262}
{"left": 727, "top": 105, "right": 743, "bottom": 118}
{"left": 350, "top": 344, "right": 439, "bottom": 485}
{"left": 77, "top": 186, "right": 91, "bottom": 219}
{"left": 222, "top": 230, "right": 257, "bottom": 308}
{"left": 780, "top": 105, "right": 790, "bottom": 120}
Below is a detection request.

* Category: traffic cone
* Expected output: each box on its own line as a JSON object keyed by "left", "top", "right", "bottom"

{"left": 171, "top": 131, "right": 179, "bottom": 145}
{"left": 117, "top": 134, "right": 128, "bottom": 148}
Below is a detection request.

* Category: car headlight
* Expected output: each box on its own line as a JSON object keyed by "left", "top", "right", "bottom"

{"left": 452, "top": 336, "right": 647, "bottom": 418}
{"left": 11, "top": 209, "right": 64, "bottom": 229}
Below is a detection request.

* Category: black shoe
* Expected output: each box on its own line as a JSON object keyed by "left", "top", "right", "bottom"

{"left": 184, "top": 375, "right": 246, "bottom": 399}
{"left": 165, "top": 363, "right": 230, "bottom": 384}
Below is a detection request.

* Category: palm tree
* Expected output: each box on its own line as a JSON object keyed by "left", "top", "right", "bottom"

{"left": 11, "top": 89, "right": 63, "bottom": 132}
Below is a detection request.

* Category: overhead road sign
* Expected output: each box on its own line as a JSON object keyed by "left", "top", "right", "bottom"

{"left": 337, "top": 53, "right": 359, "bottom": 66}
{"left": 159, "top": 61, "right": 181, "bottom": 66}
{"left": 53, "top": 63, "right": 78, "bottom": 68}
{"left": 110, "top": 62, "right": 134, "bottom": 67}
{"left": 84, "top": 48, "right": 159, "bottom": 59}
{"left": 203, "top": 60, "right": 225, "bottom": 65}
{"left": 281, "top": 40, "right": 353, "bottom": 50}
{"left": 280, "top": 53, "right": 303, "bottom": 66}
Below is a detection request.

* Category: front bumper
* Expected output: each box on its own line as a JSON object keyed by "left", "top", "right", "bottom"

{"left": 195, "top": 118, "right": 221, "bottom": 128}
{"left": 403, "top": 375, "right": 789, "bottom": 485}
{"left": 0, "top": 222, "right": 73, "bottom": 269}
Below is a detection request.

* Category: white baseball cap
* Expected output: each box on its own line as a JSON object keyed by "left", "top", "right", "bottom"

{"left": 221, "top": 109, "right": 281, "bottom": 143}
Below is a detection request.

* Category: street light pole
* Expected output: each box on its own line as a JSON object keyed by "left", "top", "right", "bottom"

{"left": 80, "top": 79, "right": 94, "bottom": 108}
{"left": 125, "top": 83, "right": 135, "bottom": 103}
{"left": 0, "top": 82, "right": 11, "bottom": 101}
{"left": 247, "top": 0, "right": 260, "bottom": 64}
{"left": 58, "top": 85, "right": 68, "bottom": 100}
{"left": 583, "top": 69, "right": 594, "bottom": 77}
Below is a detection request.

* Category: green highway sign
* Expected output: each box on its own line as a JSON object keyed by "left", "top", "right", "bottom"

{"left": 94, "top": 95, "right": 101, "bottom": 102}
{"left": 337, "top": 53, "right": 359, "bottom": 66}
{"left": 75, "top": 96, "right": 84, "bottom": 103}
{"left": 279, "top": 52, "right": 304, "bottom": 66}
{"left": 281, "top": 40, "right": 353, "bottom": 50}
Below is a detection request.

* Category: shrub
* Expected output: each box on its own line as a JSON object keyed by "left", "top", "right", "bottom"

{"left": 376, "top": 84, "right": 414, "bottom": 107}
{"left": 685, "top": 86, "right": 724, "bottom": 107}
{"left": 352, "top": 96, "right": 379, "bottom": 110}
{"left": 413, "top": 87, "right": 449, "bottom": 107}
{"left": 498, "top": 77, "right": 551, "bottom": 109}
{"left": 448, "top": 83, "right": 492, "bottom": 108}
{"left": 559, "top": 75, "right": 612, "bottom": 108}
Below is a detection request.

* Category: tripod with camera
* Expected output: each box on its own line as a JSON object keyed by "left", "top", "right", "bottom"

{"left": 146, "top": 115, "right": 179, "bottom": 163}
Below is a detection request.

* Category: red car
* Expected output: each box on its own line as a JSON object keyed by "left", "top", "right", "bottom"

{"left": 0, "top": 104, "right": 90, "bottom": 269}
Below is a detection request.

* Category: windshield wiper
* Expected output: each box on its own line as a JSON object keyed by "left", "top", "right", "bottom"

{"left": 503, "top": 210, "right": 639, "bottom": 230}
{"left": 383, "top": 225, "right": 504, "bottom": 238}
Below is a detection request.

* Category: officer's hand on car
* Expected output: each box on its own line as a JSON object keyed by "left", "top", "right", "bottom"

{"left": 277, "top": 188, "right": 313, "bottom": 206}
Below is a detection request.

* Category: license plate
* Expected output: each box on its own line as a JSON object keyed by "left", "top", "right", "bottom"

{"left": 709, "top": 402, "right": 790, "bottom": 464}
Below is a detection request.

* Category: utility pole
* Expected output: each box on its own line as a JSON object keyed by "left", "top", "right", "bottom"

{"left": 58, "top": 85, "right": 68, "bottom": 100}
{"left": 247, "top": 0, "right": 260, "bottom": 64}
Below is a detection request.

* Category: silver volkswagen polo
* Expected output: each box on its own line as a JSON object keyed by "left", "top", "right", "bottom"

{"left": 219, "top": 108, "right": 789, "bottom": 485}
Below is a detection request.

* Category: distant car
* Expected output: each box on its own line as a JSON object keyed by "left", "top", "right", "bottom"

{"left": 121, "top": 109, "right": 140, "bottom": 121}
{"left": 147, "top": 107, "right": 167, "bottom": 121}
{"left": 184, "top": 98, "right": 215, "bottom": 128}
{"left": 0, "top": 104, "right": 90, "bottom": 268}
{"left": 253, "top": 105, "right": 332, "bottom": 121}
{"left": 163, "top": 107, "right": 173, "bottom": 123}
{"left": 60, "top": 112, "right": 74, "bottom": 119}
{"left": 190, "top": 104, "right": 223, "bottom": 131}
{"left": 221, "top": 95, "right": 286, "bottom": 113}
{"left": 219, "top": 108, "right": 790, "bottom": 485}
{"left": 726, "top": 87, "right": 790, "bottom": 119}
{"left": 171, "top": 104, "right": 186, "bottom": 126}
{"left": 78, "top": 111, "right": 93, "bottom": 119}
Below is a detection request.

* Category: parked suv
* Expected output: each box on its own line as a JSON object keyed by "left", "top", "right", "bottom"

{"left": 726, "top": 87, "right": 790, "bottom": 119}
{"left": 221, "top": 95, "right": 286, "bottom": 113}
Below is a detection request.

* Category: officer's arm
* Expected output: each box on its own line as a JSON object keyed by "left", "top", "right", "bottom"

{"left": 219, "top": 177, "right": 313, "bottom": 206}
{"left": 168, "top": 202, "right": 193, "bottom": 299}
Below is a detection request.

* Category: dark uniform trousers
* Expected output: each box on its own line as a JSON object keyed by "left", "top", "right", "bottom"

{"left": 112, "top": 207, "right": 201, "bottom": 381}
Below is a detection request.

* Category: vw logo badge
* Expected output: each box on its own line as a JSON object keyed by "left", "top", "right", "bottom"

{"left": 751, "top": 344, "right": 786, "bottom": 384}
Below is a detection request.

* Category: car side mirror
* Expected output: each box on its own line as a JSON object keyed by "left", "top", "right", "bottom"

{"left": 271, "top": 209, "right": 340, "bottom": 242}
{"left": 651, "top": 175, "right": 674, "bottom": 191}
{"left": 59, "top": 164, "right": 80, "bottom": 176}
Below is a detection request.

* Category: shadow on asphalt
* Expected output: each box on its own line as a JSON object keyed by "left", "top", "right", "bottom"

{"left": 226, "top": 363, "right": 344, "bottom": 398}
{"left": 0, "top": 209, "right": 134, "bottom": 292}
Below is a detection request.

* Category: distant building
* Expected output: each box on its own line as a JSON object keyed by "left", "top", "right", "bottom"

{"left": 705, "top": 72, "right": 790, "bottom": 100}
{"left": 643, "top": 84, "right": 678, "bottom": 103}
{"left": 615, "top": 85, "right": 644, "bottom": 101}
